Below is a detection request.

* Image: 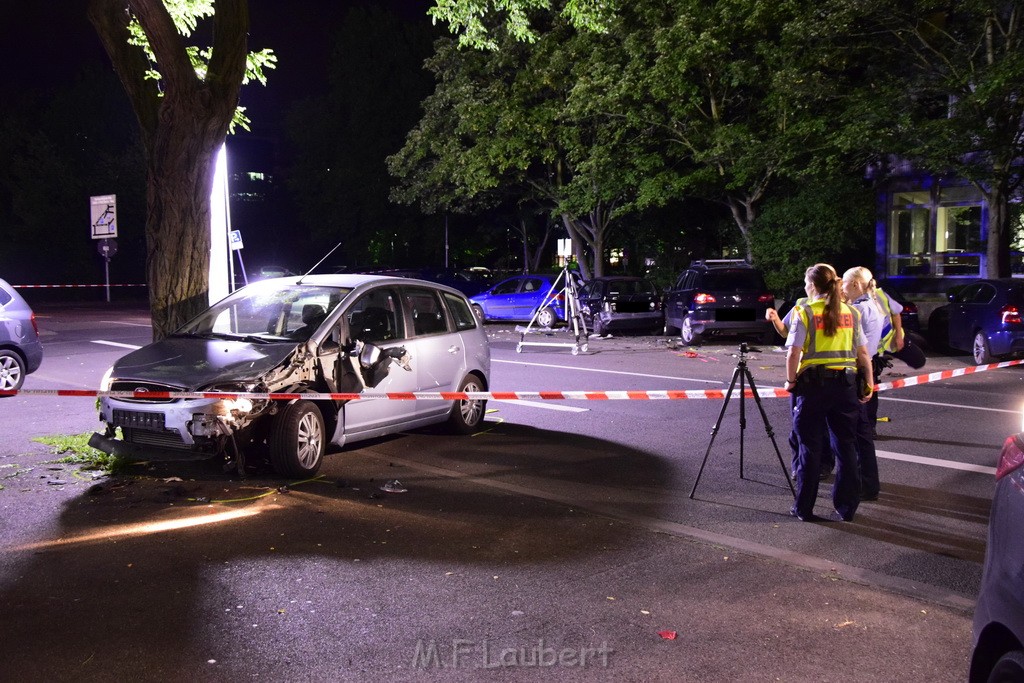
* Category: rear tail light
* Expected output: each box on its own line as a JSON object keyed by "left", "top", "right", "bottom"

{"left": 902, "top": 302, "right": 918, "bottom": 315}
{"left": 997, "top": 434, "right": 1024, "bottom": 480}
{"left": 758, "top": 293, "right": 774, "bottom": 304}
{"left": 30, "top": 313, "right": 39, "bottom": 336}
{"left": 553, "top": 293, "right": 564, "bottom": 302}
{"left": 1000, "top": 305, "right": 1022, "bottom": 325}
{"left": 694, "top": 292, "right": 716, "bottom": 305}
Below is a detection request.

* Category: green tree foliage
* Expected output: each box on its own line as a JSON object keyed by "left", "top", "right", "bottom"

{"left": 750, "top": 174, "right": 875, "bottom": 293}
{"left": 388, "top": 18, "right": 647, "bottom": 278}
{"left": 831, "top": 0, "right": 1024, "bottom": 278}
{"left": 88, "top": 0, "right": 274, "bottom": 339}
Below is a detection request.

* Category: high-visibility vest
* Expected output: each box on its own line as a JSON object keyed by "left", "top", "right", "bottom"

{"left": 794, "top": 299, "right": 859, "bottom": 374}
{"left": 876, "top": 289, "right": 896, "bottom": 353}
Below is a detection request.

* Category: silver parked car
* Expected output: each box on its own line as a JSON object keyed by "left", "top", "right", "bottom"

{"left": 0, "top": 278, "right": 44, "bottom": 393}
{"left": 89, "top": 274, "right": 491, "bottom": 477}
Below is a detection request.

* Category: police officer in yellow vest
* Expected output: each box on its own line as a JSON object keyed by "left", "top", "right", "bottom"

{"left": 784, "top": 264, "right": 875, "bottom": 522}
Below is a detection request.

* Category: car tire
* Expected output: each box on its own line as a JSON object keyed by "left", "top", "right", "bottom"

{"left": 448, "top": 373, "right": 486, "bottom": 434}
{"left": 0, "top": 349, "right": 26, "bottom": 393}
{"left": 680, "top": 316, "right": 702, "bottom": 345}
{"left": 592, "top": 317, "right": 605, "bottom": 336}
{"left": 471, "top": 304, "right": 486, "bottom": 322}
{"left": 536, "top": 307, "right": 557, "bottom": 328}
{"left": 987, "top": 650, "right": 1024, "bottom": 683}
{"left": 269, "top": 400, "right": 325, "bottom": 478}
{"left": 973, "top": 331, "right": 994, "bottom": 365}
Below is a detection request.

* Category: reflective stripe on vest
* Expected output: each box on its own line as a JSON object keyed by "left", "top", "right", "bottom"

{"left": 795, "top": 300, "right": 858, "bottom": 374}
{"left": 876, "top": 289, "right": 896, "bottom": 353}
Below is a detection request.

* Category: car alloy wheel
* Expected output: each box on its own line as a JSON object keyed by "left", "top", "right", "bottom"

{"left": 681, "top": 316, "right": 701, "bottom": 345}
{"left": 536, "top": 307, "right": 556, "bottom": 328}
{"left": 973, "top": 331, "right": 993, "bottom": 365}
{"left": 270, "top": 400, "right": 325, "bottom": 477}
{"left": 0, "top": 350, "right": 25, "bottom": 393}
{"left": 449, "top": 374, "right": 486, "bottom": 434}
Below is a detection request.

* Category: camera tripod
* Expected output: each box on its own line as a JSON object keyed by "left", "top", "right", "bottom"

{"left": 689, "top": 343, "right": 795, "bottom": 499}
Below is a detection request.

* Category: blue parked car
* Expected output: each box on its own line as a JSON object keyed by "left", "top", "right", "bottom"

{"left": 470, "top": 274, "right": 566, "bottom": 327}
{"left": 928, "top": 279, "right": 1024, "bottom": 365}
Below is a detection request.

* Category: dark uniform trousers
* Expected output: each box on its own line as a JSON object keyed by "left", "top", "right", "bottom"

{"left": 792, "top": 370, "right": 862, "bottom": 520}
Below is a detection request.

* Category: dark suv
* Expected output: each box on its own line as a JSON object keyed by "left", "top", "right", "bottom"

{"left": 664, "top": 260, "right": 775, "bottom": 345}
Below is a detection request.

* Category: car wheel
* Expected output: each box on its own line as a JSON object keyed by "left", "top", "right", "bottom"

{"left": 592, "top": 317, "right": 605, "bottom": 336}
{"left": 988, "top": 650, "right": 1024, "bottom": 683}
{"left": 448, "top": 373, "right": 486, "bottom": 434}
{"left": 471, "top": 304, "right": 485, "bottom": 322}
{"left": 269, "top": 400, "right": 325, "bottom": 477}
{"left": 0, "top": 350, "right": 26, "bottom": 393}
{"left": 536, "top": 307, "right": 557, "bottom": 328}
{"left": 973, "top": 331, "right": 993, "bottom": 365}
{"left": 680, "top": 316, "right": 702, "bottom": 345}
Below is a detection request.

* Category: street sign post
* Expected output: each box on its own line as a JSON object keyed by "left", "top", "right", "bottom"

{"left": 90, "top": 195, "right": 117, "bottom": 239}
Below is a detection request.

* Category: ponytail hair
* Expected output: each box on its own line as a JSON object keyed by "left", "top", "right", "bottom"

{"left": 806, "top": 263, "right": 842, "bottom": 336}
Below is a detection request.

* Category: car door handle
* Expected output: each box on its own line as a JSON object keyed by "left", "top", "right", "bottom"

{"left": 448, "top": 345, "right": 460, "bottom": 354}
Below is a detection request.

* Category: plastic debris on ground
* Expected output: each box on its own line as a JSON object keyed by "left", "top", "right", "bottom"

{"left": 380, "top": 479, "right": 408, "bottom": 493}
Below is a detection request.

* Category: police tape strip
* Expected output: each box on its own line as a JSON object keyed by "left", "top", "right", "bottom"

{"left": 2, "top": 357, "right": 1022, "bottom": 401}
{"left": 11, "top": 284, "right": 146, "bottom": 289}
{"left": 875, "top": 357, "right": 1024, "bottom": 391}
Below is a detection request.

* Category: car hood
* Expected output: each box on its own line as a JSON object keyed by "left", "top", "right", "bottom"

{"left": 110, "top": 337, "right": 297, "bottom": 390}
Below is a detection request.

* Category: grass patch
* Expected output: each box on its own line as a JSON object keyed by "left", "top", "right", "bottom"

{"left": 33, "top": 433, "right": 127, "bottom": 474}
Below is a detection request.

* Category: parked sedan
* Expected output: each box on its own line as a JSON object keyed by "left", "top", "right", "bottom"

{"left": 970, "top": 432, "right": 1024, "bottom": 682}
{"left": 470, "top": 274, "right": 566, "bottom": 327}
{"left": 0, "top": 278, "right": 44, "bottom": 393}
{"left": 928, "top": 279, "right": 1024, "bottom": 364}
{"left": 89, "top": 274, "right": 490, "bottom": 477}
{"left": 578, "top": 276, "right": 663, "bottom": 336}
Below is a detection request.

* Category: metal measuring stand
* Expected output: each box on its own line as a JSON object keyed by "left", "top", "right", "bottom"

{"left": 515, "top": 267, "right": 589, "bottom": 355}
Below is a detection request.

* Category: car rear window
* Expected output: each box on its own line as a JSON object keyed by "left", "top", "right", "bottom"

{"left": 702, "top": 270, "right": 767, "bottom": 291}
{"left": 608, "top": 280, "right": 657, "bottom": 295}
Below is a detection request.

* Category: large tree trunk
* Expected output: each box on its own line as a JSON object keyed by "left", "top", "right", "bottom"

{"left": 89, "top": 0, "right": 249, "bottom": 340}
{"left": 986, "top": 185, "right": 1011, "bottom": 279}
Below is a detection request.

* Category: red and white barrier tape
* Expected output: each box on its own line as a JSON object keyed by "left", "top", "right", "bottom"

{"left": 3, "top": 358, "right": 1021, "bottom": 401}
{"left": 12, "top": 284, "right": 146, "bottom": 289}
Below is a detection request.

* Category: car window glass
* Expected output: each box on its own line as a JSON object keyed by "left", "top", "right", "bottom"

{"left": 0, "top": 286, "right": 11, "bottom": 307}
{"left": 491, "top": 279, "right": 519, "bottom": 296}
{"left": 347, "top": 288, "right": 405, "bottom": 343}
{"left": 521, "top": 278, "right": 543, "bottom": 293}
{"left": 702, "top": 270, "right": 767, "bottom": 290}
{"left": 181, "top": 284, "right": 349, "bottom": 340}
{"left": 1007, "top": 285, "right": 1024, "bottom": 306}
{"left": 972, "top": 284, "right": 996, "bottom": 304}
{"left": 443, "top": 292, "right": 477, "bottom": 332}
{"left": 953, "top": 284, "right": 983, "bottom": 304}
{"left": 404, "top": 288, "right": 450, "bottom": 336}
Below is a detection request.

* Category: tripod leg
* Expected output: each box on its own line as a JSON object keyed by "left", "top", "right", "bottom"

{"left": 743, "top": 368, "right": 796, "bottom": 498}
{"left": 689, "top": 365, "right": 741, "bottom": 499}
{"left": 739, "top": 365, "right": 746, "bottom": 479}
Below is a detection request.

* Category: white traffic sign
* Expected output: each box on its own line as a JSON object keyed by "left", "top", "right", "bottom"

{"left": 230, "top": 230, "right": 244, "bottom": 250}
{"left": 90, "top": 194, "right": 117, "bottom": 239}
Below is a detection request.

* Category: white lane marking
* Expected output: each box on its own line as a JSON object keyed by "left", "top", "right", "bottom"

{"left": 92, "top": 340, "right": 142, "bottom": 350}
{"left": 876, "top": 450, "right": 996, "bottom": 475}
{"left": 493, "top": 399, "right": 589, "bottom": 413}
{"left": 493, "top": 359, "right": 724, "bottom": 384}
{"left": 880, "top": 395, "right": 1019, "bottom": 414}
{"left": 101, "top": 321, "right": 151, "bottom": 327}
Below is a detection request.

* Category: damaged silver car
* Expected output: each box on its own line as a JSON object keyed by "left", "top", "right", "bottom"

{"left": 89, "top": 274, "right": 491, "bottom": 477}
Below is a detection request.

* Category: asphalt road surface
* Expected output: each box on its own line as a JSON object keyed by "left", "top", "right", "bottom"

{"left": 0, "top": 301, "right": 1012, "bottom": 681}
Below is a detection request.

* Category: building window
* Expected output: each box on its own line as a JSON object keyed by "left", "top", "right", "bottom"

{"left": 886, "top": 182, "right": 984, "bottom": 277}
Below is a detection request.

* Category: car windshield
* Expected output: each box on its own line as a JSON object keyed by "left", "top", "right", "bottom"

{"left": 607, "top": 280, "right": 657, "bottom": 295}
{"left": 175, "top": 283, "right": 352, "bottom": 342}
{"left": 703, "top": 271, "right": 767, "bottom": 291}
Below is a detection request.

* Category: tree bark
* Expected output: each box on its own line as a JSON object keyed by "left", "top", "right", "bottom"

{"left": 89, "top": 0, "right": 249, "bottom": 339}
{"left": 986, "top": 185, "right": 1011, "bottom": 278}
